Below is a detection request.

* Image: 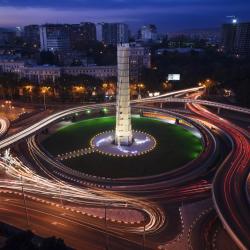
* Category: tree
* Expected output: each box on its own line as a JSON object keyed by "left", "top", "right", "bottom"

{"left": 40, "top": 237, "right": 68, "bottom": 250}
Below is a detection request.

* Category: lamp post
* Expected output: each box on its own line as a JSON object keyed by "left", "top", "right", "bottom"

{"left": 105, "top": 202, "right": 109, "bottom": 250}
{"left": 143, "top": 223, "right": 146, "bottom": 250}
{"left": 137, "top": 83, "right": 144, "bottom": 100}
{"left": 20, "top": 173, "right": 30, "bottom": 228}
{"left": 42, "top": 90, "right": 46, "bottom": 110}
{"left": 25, "top": 85, "right": 33, "bottom": 103}
{"left": 41, "top": 87, "right": 49, "bottom": 110}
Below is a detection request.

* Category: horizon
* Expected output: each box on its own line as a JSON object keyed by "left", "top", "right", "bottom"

{"left": 0, "top": 0, "right": 250, "bottom": 32}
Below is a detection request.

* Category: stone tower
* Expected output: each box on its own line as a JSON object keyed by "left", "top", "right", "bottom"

{"left": 115, "top": 43, "right": 133, "bottom": 146}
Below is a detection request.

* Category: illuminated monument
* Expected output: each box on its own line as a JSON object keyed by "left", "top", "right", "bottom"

{"left": 90, "top": 43, "right": 156, "bottom": 157}
{"left": 115, "top": 44, "right": 133, "bottom": 146}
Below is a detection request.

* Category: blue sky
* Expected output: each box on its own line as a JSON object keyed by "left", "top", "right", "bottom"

{"left": 0, "top": 0, "right": 249, "bottom": 31}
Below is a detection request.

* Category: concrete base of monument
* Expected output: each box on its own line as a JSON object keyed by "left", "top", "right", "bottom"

{"left": 90, "top": 130, "right": 156, "bottom": 157}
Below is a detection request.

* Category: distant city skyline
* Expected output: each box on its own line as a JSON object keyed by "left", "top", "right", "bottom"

{"left": 0, "top": 0, "right": 250, "bottom": 32}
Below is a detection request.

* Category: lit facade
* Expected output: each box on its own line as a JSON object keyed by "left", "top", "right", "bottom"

{"left": 40, "top": 24, "right": 70, "bottom": 52}
{"left": 115, "top": 44, "right": 133, "bottom": 146}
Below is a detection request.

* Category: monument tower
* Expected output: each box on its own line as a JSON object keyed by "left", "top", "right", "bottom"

{"left": 115, "top": 43, "right": 133, "bottom": 146}
{"left": 91, "top": 44, "right": 155, "bottom": 156}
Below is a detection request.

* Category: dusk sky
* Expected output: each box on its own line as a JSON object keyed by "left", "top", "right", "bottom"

{"left": 0, "top": 0, "right": 250, "bottom": 32}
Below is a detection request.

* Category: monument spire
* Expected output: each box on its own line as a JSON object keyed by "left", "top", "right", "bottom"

{"left": 115, "top": 43, "right": 133, "bottom": 146}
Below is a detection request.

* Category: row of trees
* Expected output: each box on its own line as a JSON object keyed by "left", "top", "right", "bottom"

{"left": 0, "top": 73, "right": 117, "bottom": 103}
{"left": 0, "top": 48, "right": 249, "bottom": 106}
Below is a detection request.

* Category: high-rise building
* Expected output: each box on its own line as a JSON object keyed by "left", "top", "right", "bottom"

{"left": 129, "top": 43, "right": 151, "bottom": 83}
{"left": 100, "top": 23, "right": 129, "bottom": 45}
{"left": 0, "top": 28, "right": 16, "bottom": 46}
{"left": 221, "top": 21, "right": 250, "bottom": 56}
{"left": 140, "top": 25, "right": 158, "bottom": 42}
{"left": 69, "top": 22, "right": 96, "bottom": 48}
{"left": 96, "top": 23, "right": 103, "bottom": 42}
{"left": 24, "top": 25, "right": 40, "bottom": 46}
{"left": 234, "top": 22, "right": 250, "bottom": 56}
{"left": 40, "top": 24, "right": 70, "bottom": 52}
{"left": 221, "top": 23, "right": 237, "bottom": 54}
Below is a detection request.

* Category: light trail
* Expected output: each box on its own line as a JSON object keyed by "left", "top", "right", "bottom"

{"left": 0, "top": 87, "right": 204, "bottom": 150}
{"left": 0, "top": 116, "right": 10, "bottom": 137}
{"left": 187, "top": 93, "right": 250, "bottom": 249}
{"left": 0, "top": 154, "right": 165, "bottom": 234}
{"left": 0, "top": 86, "right": 249, "bottom": 247}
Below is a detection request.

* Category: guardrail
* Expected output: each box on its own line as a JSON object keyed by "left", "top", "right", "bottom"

{"left": 149, "top": 98, "right": 250, "bottom": 115}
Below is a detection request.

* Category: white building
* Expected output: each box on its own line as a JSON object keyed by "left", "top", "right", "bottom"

{"left": 0, "top": 60, "right": 25, "bottom": 74}
{"left": 62, "top": 65, "right": 117, "bottom": 79}
{"left": 20, "top": 65, "right": 61, "bottom": 83}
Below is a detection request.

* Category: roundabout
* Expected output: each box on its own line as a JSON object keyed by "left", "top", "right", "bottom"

{"left": 42, "top": 115, "right": 204, "bottom": 178}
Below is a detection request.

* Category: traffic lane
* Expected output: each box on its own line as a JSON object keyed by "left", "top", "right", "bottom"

{"left": 0, "top": 197, "right": 144, "bottom": 250}
{"left": 187, "top": 101, "right": 250, "bottom": 248}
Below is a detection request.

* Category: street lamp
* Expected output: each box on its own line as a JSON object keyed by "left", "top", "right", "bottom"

{"left": 41, "top": 87, "right": 50, "bottom": 110}
{"left": 137, "top": 83, "right": 144, "bottom": 99}
{"left": 25, "top": 85, "right": 34, "bottom": 103}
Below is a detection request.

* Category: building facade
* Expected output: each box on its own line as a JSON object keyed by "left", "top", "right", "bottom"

{"left": 0, "top": 60, "right": 25, "bottom": 74}
{"left": 234, "top": 22, "right": 250, "bottom": 56}
{"left": 20, "top": 66, "right": 61, "bottom": 83}
{"left": 62, "top": 65, "right": 116, "bottom": 79}
{"left": 23, "top": 25, "right": 40, "bottom": 46}
{"left": 40, "top": 24, "right": 70, "bottom": 52}
{"left": 140, "top": 25, "right": 158, "bottom": 43}
{"left": 0, "top": 28, "right": 16, "bottom": 47}
{"left": 100, "top": 23, "right": 129, "bottom": 45}
{"left": 222, "top": 22, "right": 250, "bottom": 56}
{"left": 69, "top": 22, "right": 96, "bottom": 49}
{"left": 129, "top": 44, "right": 151, "bottom": 83}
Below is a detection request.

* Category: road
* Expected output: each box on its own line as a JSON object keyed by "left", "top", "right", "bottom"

{"left": 0, "top": 193, "right": 145, "bottom": 250}
{"left": 187, "top": 93, "right": 250, "bottom": 249}
{"left": 0, "top": 116, "right": 10, "bottom": 138}
{"left": 0, "top": 86, "right": 249, "bottom": 249}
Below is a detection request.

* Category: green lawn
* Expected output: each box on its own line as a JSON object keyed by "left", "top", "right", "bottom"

{"left": 42, "top": 116, "right": 203, "bottom": 178}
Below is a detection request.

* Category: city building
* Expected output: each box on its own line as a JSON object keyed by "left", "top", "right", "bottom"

{"left": 129, "top": 43, "right": 151, "bottom": 83}
{"left": 20, "top": 65, "right": 61, "bottom": 83}
{"left": 99, "top": 23, "right": 129, "bottom": 45}
{"left": 0, "top": 59, "right": 25, "bottom": 74}
{"left": 221, "top": 21, "right": 250, "bottom": 56}
{"left": 96, "top": 23, "right": 103, "bottom": 42}
{"left": 156, "top": 48, "right": 204, "bottom": 55}
{"left": 234, "top": 22, "right": 250, "bottom": 56}
{"left": 139, "top": 25, "right": 158, "bottom": 43}
{"left": 62, "top": 65, "right": 116, "bottom": 79}
{"left": 69, "top": 22, "right": 96, "bottom": 48}
{"left": 168, "top": 28, "right": 221, "bottom": 46}
{"left": 23, "top": 25, "right": 40, "bottom": 46}
{"left": 221, "top": 23, "right": 238, "bottom": 54}
{"left": 40, "top": 24, "right": 70, "bottom": 52}
{"left": 20, "top": 65, "right": 116, "bottom": 83}
{"left": 0, "top": 28, "right": 16, "bottom": 46}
